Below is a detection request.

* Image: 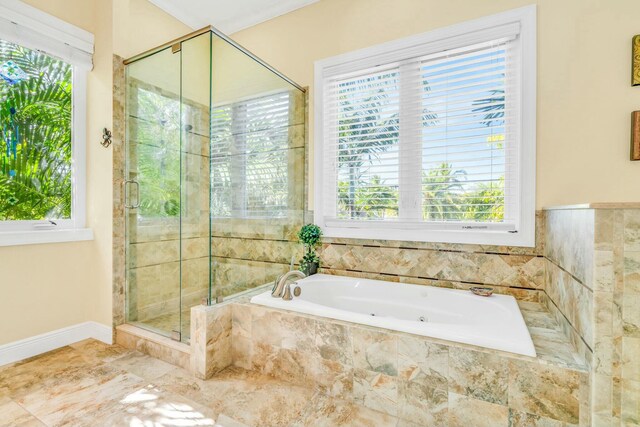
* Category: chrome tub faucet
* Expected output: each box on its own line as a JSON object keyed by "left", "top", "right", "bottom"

{"left": 272, "top": 270, "right": 305, "bottom": 300}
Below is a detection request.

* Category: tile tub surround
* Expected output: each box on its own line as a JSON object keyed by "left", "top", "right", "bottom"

{"left": 318, "top": 211, "right": 547, "bottom": 303}
{"left": 306, "top": 205, "right": 639, "bottom": 425}
{"left": 251, "top": 274, "right": 537, "bottom": 357}
{"left": 544, "top": 205, "right": 640, "bottom": 427}
{"left": 191, "top": 304, "right": 232, "bottom": 379}
{"left": 545, "top": 209, "right": 595, "bottom": 350}
{"left": 222, "top": 299, "right": 589, "bottom": 426}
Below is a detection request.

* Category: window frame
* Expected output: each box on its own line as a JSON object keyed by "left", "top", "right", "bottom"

{"left": 0, "top": 0, "right": 93, "bottom": 246}
{"left": 314, "top": 5, "right": 536, "bottom": 247}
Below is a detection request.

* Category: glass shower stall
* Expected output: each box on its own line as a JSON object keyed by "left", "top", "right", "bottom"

{"left": 123, "top": 28, "right": 306, "bottom": 343}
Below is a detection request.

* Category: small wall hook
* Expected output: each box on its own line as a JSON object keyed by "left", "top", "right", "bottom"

{"left": 101, "top": 127, "right": 112, "bottom": 148}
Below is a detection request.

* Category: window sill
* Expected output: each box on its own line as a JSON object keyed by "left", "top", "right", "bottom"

{"left": 0, "top": 228, "right": 94, "bottom": 247}
{"left": 320, "top": 225, "right": 534, "bottom": 247}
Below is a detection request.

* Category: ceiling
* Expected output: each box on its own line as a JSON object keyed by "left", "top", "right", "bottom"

{"left": 148, "top": 0, "right": 319, "bottom": 34}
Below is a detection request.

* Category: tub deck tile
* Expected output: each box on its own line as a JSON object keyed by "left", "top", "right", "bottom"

{"left": 518, "top": 301, "right": 588, "bottom": 371}
{"left": 508, "top": 359, "right": 582, "bottom": 424}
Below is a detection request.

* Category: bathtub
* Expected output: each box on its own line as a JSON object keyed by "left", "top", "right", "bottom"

{"left": 250, "top": 274, "right": 537, "bottom": 357}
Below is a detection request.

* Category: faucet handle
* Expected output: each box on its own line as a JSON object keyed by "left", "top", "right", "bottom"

{"left": 282, "top": 282, "right": 293, "bottom": 301}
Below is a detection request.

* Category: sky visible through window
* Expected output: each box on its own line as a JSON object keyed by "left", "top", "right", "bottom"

{"left": 335, "top": 43, "right": 507, "bottom": 222}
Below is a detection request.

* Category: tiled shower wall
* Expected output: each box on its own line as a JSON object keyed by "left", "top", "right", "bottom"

{"left": 536, "top": 205, "right": 640, "bottom": 426}
{"left": 113, "top": 55, "right": 126, "bottom": 328}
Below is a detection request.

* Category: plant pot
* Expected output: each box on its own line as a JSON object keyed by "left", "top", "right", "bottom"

{"left": 304, "top": 262, "right": 319, "bottom": 276}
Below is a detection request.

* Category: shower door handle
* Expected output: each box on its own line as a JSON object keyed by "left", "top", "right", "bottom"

{"left": 124, "top": 179, "right": 141, "bottom": 209}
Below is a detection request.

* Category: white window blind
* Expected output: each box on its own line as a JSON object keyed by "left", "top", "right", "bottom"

{"left": 211, "top": 91, "right": 291, "bottom": 218}
{"left": 420, "top": 39, "right": 518, "bottom": 227}
{"left": 315, "top": 6, "right": 536, "bottom": 246}
{"left": 327, "top": 64, "right": 401, "bottom": 221}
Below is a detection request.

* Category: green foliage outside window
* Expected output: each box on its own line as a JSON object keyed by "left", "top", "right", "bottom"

{"left": 336, "top": 163, "right": 505, "bottom": 223}
{"left": 0, "top": 39, "right": 72, "bottom": 221}
{"left": 422, "top": 163, "right": 504, "bottom": 222}
{"left": 337, "top": 176, "right": 398, "bottom": 219}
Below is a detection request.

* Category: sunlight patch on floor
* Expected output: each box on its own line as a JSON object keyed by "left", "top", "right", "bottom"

{"left": 121, "top": 385, "right": 215, "bottom": 426}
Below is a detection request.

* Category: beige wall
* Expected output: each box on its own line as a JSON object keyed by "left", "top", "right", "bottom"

{"left": 231, "top": 0, "right": 640, "bottom": 209}
{"left": 0, "top": 0, "right": 189, "bottom": 345}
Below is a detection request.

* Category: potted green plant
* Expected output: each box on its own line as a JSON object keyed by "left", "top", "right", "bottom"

{"left": 298, "top": 223, "right": 322, "bottom": 275}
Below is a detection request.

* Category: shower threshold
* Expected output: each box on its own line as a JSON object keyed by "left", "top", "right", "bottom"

{"left": 116, "top": 323, "right": 191, "bottom": 370}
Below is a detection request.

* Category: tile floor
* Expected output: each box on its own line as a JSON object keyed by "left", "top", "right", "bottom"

{"left": 0, "top": 339, "right": 397, "bottom": 427}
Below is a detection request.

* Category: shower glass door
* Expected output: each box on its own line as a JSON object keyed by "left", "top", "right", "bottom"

{"left": 125, "top": 32, "right": 213, "bottom": 343}
{"left": 125, "top": 45, "right": 184, "bottom": 341}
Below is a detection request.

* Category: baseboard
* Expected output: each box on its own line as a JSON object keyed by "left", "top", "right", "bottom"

{"left": 0, "top": 321, "right": 113, "bottom": 367}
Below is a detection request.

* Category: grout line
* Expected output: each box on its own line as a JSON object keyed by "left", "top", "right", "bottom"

{"left": 323, "top": 268, "right": 542, "bottom": 294}
{"left": 211, "top": 236, "right": 295, "bottom": 244}
{"left": 14, "top": 396, "right": 50, "bottom": 425}
{"left": 129, "top": 235, "right": 297, "bottom": 245}
{"left": 323, "top": 241, "right": 542, "bottom": 257}
{"left": 542, "top": 290, "right": 593, "bottom": 354}
{"left": 545, "top": 257, "right": 594, "bottom": 293}
{"left": 128, "top": 255, "right": 210, "bottom": 269}
{"left": 129, "top": 253, "right": 299, "bottom": 270}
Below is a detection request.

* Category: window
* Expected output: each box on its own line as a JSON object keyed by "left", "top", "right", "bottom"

{"left": 211, "top": 91, "right": 292, "bottom": 219}
{"left": 0, "top": 1, "right": 93, "bottom": 246}
{"left": 314, "top": 6, "right": 536, "bottom": 246}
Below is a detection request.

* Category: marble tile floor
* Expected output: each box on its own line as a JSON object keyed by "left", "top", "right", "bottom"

{"left": 0, "top": 339, "right": 397, "bottom": 427}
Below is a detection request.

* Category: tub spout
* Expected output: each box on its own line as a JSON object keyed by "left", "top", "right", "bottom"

{"left": 272, "top": 270, "right": 305, "bottom": 299}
